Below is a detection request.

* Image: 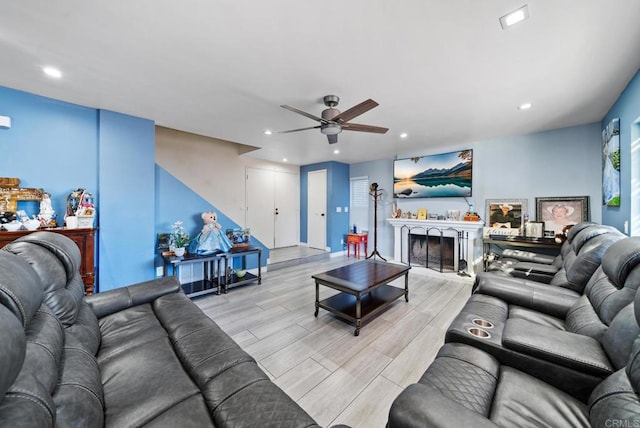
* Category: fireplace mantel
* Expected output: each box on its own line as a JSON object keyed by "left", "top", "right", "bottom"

{"left": 387, "top": 218, "right": 484, "bottom": 274}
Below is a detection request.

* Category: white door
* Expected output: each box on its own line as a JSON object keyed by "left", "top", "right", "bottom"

{"left": 247, "top": 168, "right": 300, "bottom": 249}
{"left": 307, "top": 169, "right": 327, "bottom": 250}
{"left": 275, "top": 171, "right": 299, "bottom": 247}
{"left": 246, "top": 168, "right": 275, "bottom": 248}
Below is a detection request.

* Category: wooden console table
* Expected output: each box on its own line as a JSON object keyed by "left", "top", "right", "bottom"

{"left": 0, "top": 228, "right": 97, "bottom": 295}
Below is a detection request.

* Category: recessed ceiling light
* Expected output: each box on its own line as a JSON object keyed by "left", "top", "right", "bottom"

{"left": 518, "top": 102, "right": 532, "bottom": 110}
{"left": 499, "top": 5, "right": 529, "bottom": 29}
{"left": 282, "top": 158, "right": 288, "bottom": 162}
{"left": 264, "top": 130, "right": 272, "bottom": 135}
{"left": 333, "top": 149, "right": 340, "bottom": 154}
{"left": 43, "top": 66, "right": 62, "bottom": 78}
{"left": 400, "top": 133, "right": 408, "bottom": 139}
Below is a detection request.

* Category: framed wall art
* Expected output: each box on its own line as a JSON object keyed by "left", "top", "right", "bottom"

{"left": 485, "top": 199, "right": 528, "bottom": 230}
{"left": 393, "top": 149, "right": 472, "bottom": 198}
{"left": 602, "top": 118, "right": 621, "bottom": 207}
{"left": 535, "top": 196, "right": 589, "bottom": 235}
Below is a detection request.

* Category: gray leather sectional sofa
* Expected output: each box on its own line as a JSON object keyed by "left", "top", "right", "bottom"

{"left": 388, "top": 224, "right": 640, "bottom": 427}
{"left": 0, "top": 232, "right": 319, "bottom": 427}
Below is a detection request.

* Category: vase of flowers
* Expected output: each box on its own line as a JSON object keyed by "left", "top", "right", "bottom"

{"left": 170, "top": 221, "right": 190, "bottom": 256}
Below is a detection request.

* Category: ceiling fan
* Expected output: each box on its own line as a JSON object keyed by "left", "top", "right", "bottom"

{"left": 279, "top": 95, "right": 388, "bottom": 144}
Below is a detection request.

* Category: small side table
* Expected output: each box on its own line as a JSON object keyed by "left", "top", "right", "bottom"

{"left": 347, "top": 233, "right": 368, "bottom": 258}
{"left": 162, "top": 252, "right": 223, "bottom": 297}
{"left": 222, "top": 246, "right": 262, "bottom": 293}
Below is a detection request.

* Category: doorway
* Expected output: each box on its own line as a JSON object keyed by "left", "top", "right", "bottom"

{"left": 246, "top": 167, "right": 299, "bottom": 249}
{"left": 307, "top": 169, "right": 327, "bottom": 250}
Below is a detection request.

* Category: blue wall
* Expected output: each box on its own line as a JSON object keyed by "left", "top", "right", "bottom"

{"left": 155, "top": 165, "right": 267, "bottom": 270}
{"left": 98, "top": 110, "right": 156, "bottom": 291}
{"left": 300, "top": 161, "right": 350, "bottom": 251}
{"left": 0, "top": 87, "right": 97, "bottom": 219}
{"left": 0, "top": 86, "right": 157, "bottom": 291}
{"left": 601, "top": 68, "right": 640, "bottom": 232}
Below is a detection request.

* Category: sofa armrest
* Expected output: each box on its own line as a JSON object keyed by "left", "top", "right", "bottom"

{"left": 502, "top": 318, "right": 613, "bottom": 377}
{"left": 474, "top": 273, "right": 579, "bottom": 318}
{"left": 84, "top": 276, "right": 181, "bottom": 319}
{"left": 501, "top": 249, "right": 556, "bottom": 264}
{"left": 388, "top": 383, "right": 499, "bottom": 428}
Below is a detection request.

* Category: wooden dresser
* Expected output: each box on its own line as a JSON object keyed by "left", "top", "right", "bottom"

{"left": 0, "top": 228, "right": 97, "bottom": 294}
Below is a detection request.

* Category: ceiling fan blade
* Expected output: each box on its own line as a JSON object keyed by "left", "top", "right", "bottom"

{"left": 342, "top": 123, "right": 389, "bottom": 134}
{"left": 278, "top": 125, "right": 321, "bottom": 134}
{"left": 327, "top": 134, "right": 338, "bottom": 144}
{"left": 280, "top": 105, "right": 326, "bottom": 123}
{"left": 332, "top": 99, "right": 378, "bottom": 123}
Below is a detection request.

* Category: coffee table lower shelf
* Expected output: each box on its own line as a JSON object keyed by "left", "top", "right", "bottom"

{"left": 316, "top": 285, "right": 406, "bottom": 336}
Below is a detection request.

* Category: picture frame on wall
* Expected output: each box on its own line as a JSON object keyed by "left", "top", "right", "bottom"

{"left": 485, "top": 199, "right": 528, "bottom": 230}
{"left": 536, "top": 196, "right": 590, "bottom": 235}
{"left": 602, "top": 118, "right": 621, "bottom": 207}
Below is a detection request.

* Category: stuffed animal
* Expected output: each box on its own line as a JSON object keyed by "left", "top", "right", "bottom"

{"left": 193, "top": 211, "right": 232, "bottom": 255}
{"left": 201, "top": 211, "right": 222, "bottom": 235}
{"left": 555, "top": 224, "right": 574, "bottom": 244}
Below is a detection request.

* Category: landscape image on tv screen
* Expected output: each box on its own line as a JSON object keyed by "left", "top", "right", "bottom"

{"left": 393, "top": 149, "right": 472, "bottom": 198}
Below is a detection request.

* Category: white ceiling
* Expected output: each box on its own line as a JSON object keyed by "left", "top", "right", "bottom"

{"left": 2, "top": 1, "right": 640, "bottom": 165}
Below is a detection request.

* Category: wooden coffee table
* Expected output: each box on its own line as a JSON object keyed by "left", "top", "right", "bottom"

{"left": 312, "top": 260, "right": 411, "bottom": 336}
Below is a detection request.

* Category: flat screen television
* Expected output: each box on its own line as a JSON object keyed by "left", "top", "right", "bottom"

{"left": 393, "top": 149, "right": 472, "bottom": 198}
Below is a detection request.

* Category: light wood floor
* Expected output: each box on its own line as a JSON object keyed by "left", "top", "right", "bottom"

{"left": 194, "top": 255, "right": 473, "bottom": 428}
{"left": 268, "top": 245, "right": 327, "bottom": 264}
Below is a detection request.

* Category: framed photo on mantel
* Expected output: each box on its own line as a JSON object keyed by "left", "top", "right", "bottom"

{"left": 536, "top": 196, "right": 589, "bottom": 235}
{"left": 485, "top": 199, "right": 528, "bottom": 230}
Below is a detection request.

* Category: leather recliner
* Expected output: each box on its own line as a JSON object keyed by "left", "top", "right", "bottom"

{"left": 444, "top": 236, "right": 640, "bottom": 400}
{"left": 487, "top": 221, "right": 597, "bottom": 281}
{"left": 485, "top": 224, "right": 622, "bottom": 288}
{"left": 387, "top": 286, "right": 640, "bottom": 427}
{"left": 476, "top": 225, "right": 625, "bottom": 307}
{"left": 0, "top": 232, "right": 320, "bottom": 427}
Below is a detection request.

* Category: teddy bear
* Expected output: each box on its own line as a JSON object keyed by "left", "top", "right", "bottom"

{"left": 201, "top": 211, "right": 222, "bottom": 234}
{"left": 193, "top": 211, "right": 232, "bottom": 254}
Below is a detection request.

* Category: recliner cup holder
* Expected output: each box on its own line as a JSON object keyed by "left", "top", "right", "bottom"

{"left": 472, "top": 318, "right": 494, "bottom": 329}
{"left": 468, "top": 327, "right": 491, "bottom": 339}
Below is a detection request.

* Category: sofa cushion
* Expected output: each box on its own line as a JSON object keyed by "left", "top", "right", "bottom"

{"left": 508, "top": 305, "right": 566, "bottom": 330}
{"left": 154, "top": 292, "right": 319, "bottom": 428}
{"left": 53, "top": 342, "right": 104, "bottom": 427}
{"left": 24, "top": 304, "right": 64, "bottom": 393}
{"left": 0, "top": 304, "right": 25, "bottom": 402}
{"left": 0, "top": 252, "right": 43, "bottom": 326}
{"left": 212, "top": 376, "right": 320, "bottom": 428}
{"left": 0, "top": 372, "right": 56, "bottom": 427}
{"left": 0, "top": 303, "right": 61, "bottom": 427}
{"left": 418, "top": 342, "right": 499, "bottom": 417}
{"left": 65, "top": 300, "right": 101, "bottom": 356}
{"left": 98, "top": 302, "right": 213, "bottom": 427}
{"left": 3, "top": 241, "right": 83, "bottom": 327}
{"left": 491, "top": 366, "right": 589, "bottom": 427}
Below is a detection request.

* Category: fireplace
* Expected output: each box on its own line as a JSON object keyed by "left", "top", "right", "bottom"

{"left": 387, "top": 218, "right": 484, "bottom": 274}
{"left": 409, "top": 234, "right": 455, "bottom": 271}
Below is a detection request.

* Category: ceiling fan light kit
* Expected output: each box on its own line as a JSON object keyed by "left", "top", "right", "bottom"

{"left": 321, "top": 123, "right": 341, "bottom": 135}
{"left": 279, "top": 94, "right": 388, "bottom": 144}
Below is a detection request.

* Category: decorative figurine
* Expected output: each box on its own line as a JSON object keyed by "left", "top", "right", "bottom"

{"left": 38, "top": 192, "right": 56, "bottom": 227}
{"left": 192, "top": 211, "right": 233, "bottom": 255}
